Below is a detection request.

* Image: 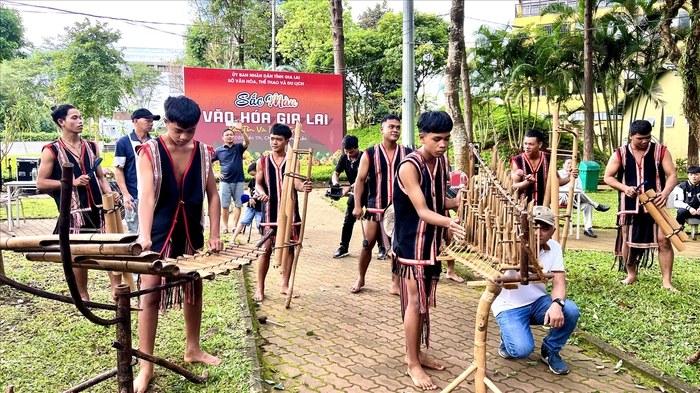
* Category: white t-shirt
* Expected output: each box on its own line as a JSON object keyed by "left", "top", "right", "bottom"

{"left": 491, "top": 239, "right": 565, "bottom": 317}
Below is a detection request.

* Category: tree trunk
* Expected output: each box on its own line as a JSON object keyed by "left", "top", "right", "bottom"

{"left": 461, "top": 43, "right": 475, "bottom": 177}
{"left": 583, "top": 0, "right": 595, "bottom": 161}
{"left": 445, "top": 0, "right": 467, "bottom": 173}
{"left": 661, "top": 0, "right": 700, "bottom": 166}
{"left": 330, "top": 0, "right": 347, "bottom": 136}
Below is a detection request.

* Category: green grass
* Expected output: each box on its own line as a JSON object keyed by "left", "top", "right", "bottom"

{"left": 566, "top": 250, "right": 700, "bottom": 386}
{"left": 0, "top": 251, "right": 256, "bottom": 392}
{"left": 0, "top": 196, "right": 58, "bottom": 220}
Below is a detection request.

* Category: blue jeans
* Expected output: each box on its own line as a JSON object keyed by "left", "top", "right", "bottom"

{"left": 496, "top": 295, "right": 580, "bottom": 358}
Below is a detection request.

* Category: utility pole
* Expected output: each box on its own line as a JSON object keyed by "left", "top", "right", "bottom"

{"left": 583, "top": 0, "right": 594, "bottom": 161}
{"left": 271, "top": 0, "right": 276, "bottom": 70}
{"left": 402, "top": 0, "right": 415, "bottom": 147}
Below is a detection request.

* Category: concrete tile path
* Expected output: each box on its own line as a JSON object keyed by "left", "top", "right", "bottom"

{"left": 247, "top": 190, "right": 655, "bottom": 393}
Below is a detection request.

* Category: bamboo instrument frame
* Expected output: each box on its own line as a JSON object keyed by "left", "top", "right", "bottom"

{"left": 0, "top": 163, "right": 266, "bottom": 392}
{"left": 440, "top": 145, "right": 555, "bottom": 393}
{"left": 638, "top": 189, "right": 687, "bottom": 252}
{"left": 274, "top": 122, "right": 303, "bottom": 270}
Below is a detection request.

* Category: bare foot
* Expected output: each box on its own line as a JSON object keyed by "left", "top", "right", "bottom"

{"left": 184, "top": 349, "right": 222, "bottom": 365}
{"left": 620, "top": 276, "right": 637, "bottom": 285}
{"left": 389, "top": 282, "right": 400, "bottom": 296}
{"left": 664, "top": 285, "right": 679, "bottom": 293}
{"left": 350, "top": 277, "right": 365, "bottom": 293}
{"left": 407, "top": 364, "right": 438, "bottom": 390}
{"left": 445, "top": 272, "right": 465, "bottom": 283}
{"left": 133, "top": 370, "right": 153, "bottom": 393}
{"left": 406, "top": 352, "right": 445, "bottom": 371}
{"left": 280, "top": 287, "right": 300, "bottom": 298}
{"left": 252, "top": 288, "right": 264, "bottom": 302}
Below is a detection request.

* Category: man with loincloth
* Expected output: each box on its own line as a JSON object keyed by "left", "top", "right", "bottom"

{"left": 493, "top": 206, "right": 580, "bottom": 375}
{"left": 604, "top": 119, "right": 678, "bottom": 291}
{"left": 253, "top": 123, "right": 313, "bottom": 302}
{"left": 37, "top": 104, "right": 121, "bottom": 302}
{"left": 511, "top": 129, "right": 574, "bottom": 205}
{"left": 134, "top": 96, "right": 224, "bottom": 393}
{"left": 350, "top": 114, "right": 412, "bottom": 294}
{"left": 393, "top": 111, "right": 466, "bottom": 390}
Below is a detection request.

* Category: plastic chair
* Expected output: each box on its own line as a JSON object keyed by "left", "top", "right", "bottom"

{"left": 0, "top": 188, "right": 26, "bottom": 224}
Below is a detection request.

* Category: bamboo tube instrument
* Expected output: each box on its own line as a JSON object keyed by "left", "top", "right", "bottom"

{"left": 274, "top": 122, "right": 302, "bottom": 271}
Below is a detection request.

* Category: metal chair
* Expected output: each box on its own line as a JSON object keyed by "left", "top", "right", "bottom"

{"left": 0, "top": 188, "right": 26, "bottom": 224}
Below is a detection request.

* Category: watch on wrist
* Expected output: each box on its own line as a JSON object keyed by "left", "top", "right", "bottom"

{"left": 552, "top": 298, "right": 565, "bottom": 309}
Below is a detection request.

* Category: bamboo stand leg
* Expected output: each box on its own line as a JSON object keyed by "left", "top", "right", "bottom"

{"left": 442, "top": 284, "right": 503, "bottom": 393}
{"left": 285, "top": 148, "right": 313, "bottom": 309}
{"left": 115, "top": 284, "right": 134, "bottom": 393}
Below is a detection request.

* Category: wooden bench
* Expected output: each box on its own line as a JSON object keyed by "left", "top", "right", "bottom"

{"left": 688, "top": 218, "right": 700, "bottom": 241}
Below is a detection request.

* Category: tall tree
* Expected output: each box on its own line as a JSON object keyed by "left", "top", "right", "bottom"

{"left": 445, "top": 0, "right": 469, "bottom": 172}
{"left": 356, "top": 0, "right": 391, "bottom": 29}
{"left": 583, "top": 0, "right": 595, "bottom": 161}
{"left": 330, "top": 0, "right": 346, "bottom": 134}
{"left": 124, "top": 63, "right": 163, "bottom": 109}
{"left": 187, "top": 0, "right": 272, "bottom": 69}
{"left": 660, "top": 0, "right": 700, "bottom": 166}
{"left": 0, "top": 4, "right": 27, "bottom": 62}
{"left": 54, "top": 19, "right": 131, "bottom": 132}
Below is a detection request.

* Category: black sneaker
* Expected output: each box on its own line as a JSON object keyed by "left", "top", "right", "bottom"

{"left": 333, "top": 247, "right": 349, "bottom": 259}
{"left": 583, "top": 228, "right": 598, "bottom": 238}
{"left": 595, "top": 204, "right": 610, "bottom": 212}
{"left": 541, "top": 348, "right": 569, "bottom": 375}
{"left": 377, "top": 245, "right": 387, "bottom": 260}
{"left": 498, "top": 342, "right": 513, "bottom": 359}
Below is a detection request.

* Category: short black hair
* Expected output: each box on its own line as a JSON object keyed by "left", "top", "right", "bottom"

{"left": 164, "top": 96, "right": 201, "bottom": 129}
{"left": 629, "top": 120, "right": 652, "bottom": 136}
{"left": 342, "top": 135, "right": 359, "bottom": 150}
{"left": 687, "top": 166, "right": 700, "bottom": 174}
{"left": 381, "top": 114, "right": 400, "bottom": 125}
{"left": 50, "top": 104, "right": 77, "bottom": 127}
{"left": 270, "top": 123, "right": 292, "bottom": 139}
{"left": 417, "top": 111, "right": 453, "bottom": 134}
{"left": 525, "top": 129, "right": 546, "bottom": 144}
{"left": 222, "top": 128, "right": 234, "bottom": 136}
{"left": 247, "top": 162, "right": 257, "bottom": 174}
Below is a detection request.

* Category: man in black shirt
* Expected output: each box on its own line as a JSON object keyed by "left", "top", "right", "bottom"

{"left": 332, "top": 135, "right": 387, "bottom": 259}
{"left": 674, "top": 165, "right": 700, "bottom": 227}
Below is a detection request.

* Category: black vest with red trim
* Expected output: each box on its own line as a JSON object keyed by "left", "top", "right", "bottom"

{"left": 365, "top": 144, "right": 413, "bottom": 212}
{"left": 150, "top": 137, "right": 205, "bottom": 255}
{"left": 615, "top": 142, "right": 666, "bottom": 214}
{"left": 259, "top": 153, "right": 300, "bottom": 227}
{"left": 393, "top": 152, "right": 449, "bottom": 266}
{"left": 510, "top": 151, "right": 550, "bottom": 206}
{"left": 44, "top": 139, "right": 103, "bottom": 210}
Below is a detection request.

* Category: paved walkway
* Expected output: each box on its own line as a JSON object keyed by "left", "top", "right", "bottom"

{"left": 4, "top": 192, "right": 698, "bottom": 392}
{"left": 246, "top": 190, "right": 682, "bottom": 393}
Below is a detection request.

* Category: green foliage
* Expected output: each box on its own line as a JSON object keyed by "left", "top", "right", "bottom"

{"left": 124, "top": 62, "right": 162, "bottom": 109}
{"left": 0, "top": 4, "right": 27, "bottom": 62}
{"left": 566, "top": 250, "right": 700, "bottom": 385}
{"left": 186, "top": 0, "right": 273, "bottom": 69}
{"left": 355, "top": 0, "right": 391, "bottom": 29}
{"left": 276, "top": 0, "right": 334, "bottom": 71}
{"left": 54, "top": 19, "right": 132, "bottom": 122}
{"left": 0, "top": 251, "right": 256, "bottom": 392}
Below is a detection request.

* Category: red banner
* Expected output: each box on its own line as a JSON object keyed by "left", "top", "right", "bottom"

{"left": 183, "top": 67, "right": 344, "bottom": 157}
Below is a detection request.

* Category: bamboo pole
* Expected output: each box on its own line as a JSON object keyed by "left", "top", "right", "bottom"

{"left": 545, "top": 109, "right": 560, "bottom": 240}
{"left": 560, "top": 128, "right": 579, "bottom": 252}
{"left": 274, "top": 122, "right": 302, "bottom": 270}
{"left": 103, "top": 192, "right": 136, "bottom": 291}
{"left": 285, "top": 149, "right": 313, "bottom": 309}
{"left": 638, "top": 190, "right": 686, "bottom": 251}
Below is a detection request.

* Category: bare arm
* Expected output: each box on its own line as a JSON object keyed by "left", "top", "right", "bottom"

{"left": 255, "top": 158, "right": 268, "bottom": 202}
{"left": 603, "top": 153, "right": 637, "bottom": 198}
{"left": 206, "top": 165, "right": 223, "bottom": 252}
{"left": 294, "top": 159, "right": 313, "bottom": 193}
{"left": 241, "top": 129, "right": 250, "bottom": 149}
{"left": 36, "top": 148, "right": 89, "bottom": 190}
{"left": 353, "top": 153, "right": 370, "bottom": 217}
{"left": 656, "top": 149, "right": 678, "bottom": 207}
{"left": 398, "top": 163, "right": 466, "bottom": 240}
{"left": 136, "top": 151, "right": 155, "bottom": 250}
{"left": 510, "top": 160, "right": 534, "bottom": 191}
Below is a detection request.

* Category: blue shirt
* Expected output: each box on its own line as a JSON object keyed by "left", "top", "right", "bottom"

{"left": 213, "top": 143, "right": 247, "bottom": 183}
{"left": 114, "top": 131, "right": 152, "bottom": 197}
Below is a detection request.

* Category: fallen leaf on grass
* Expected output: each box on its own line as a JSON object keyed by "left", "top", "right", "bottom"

{"left": 618, "top": 301, "right": 633, "bottom": 309}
